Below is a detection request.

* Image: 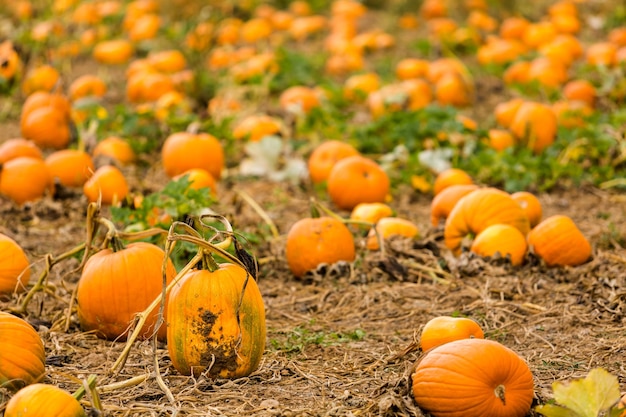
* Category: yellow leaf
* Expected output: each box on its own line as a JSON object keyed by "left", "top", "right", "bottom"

{"left": 411, "top": 175, "right": 431, "bottom": 193}
{"left": 550, "top": 368, "right": 621, "bottom": 417}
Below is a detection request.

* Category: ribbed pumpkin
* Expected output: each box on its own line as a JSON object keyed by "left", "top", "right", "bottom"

{"left": 76, "top": 241, "right": 176, "bottom": 341}
{"left": 527, "top": 214, "right": 591, "bottom": 267}
{"left": 0, "top": 233, "right": 31, "bottom": 296}
{"left": 0, "top": 312, "right": 46, "bottom": 390}
{"left": 4, "top": 383, "right": 86, "bottom": 417}
{"left": 167, "top": 263, "right": 266, "bottom": 378}
{"left": 430, "top": 184, "right": 479, "bottom": 227}
{"left": 444, "top": 188, "right": 530, "bottom": 254}
{"left": 412, "top": 338, "right": 534, "bottom": 417}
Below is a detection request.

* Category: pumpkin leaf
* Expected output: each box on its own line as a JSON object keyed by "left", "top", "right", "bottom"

{"left": 537, "top": 368, "right": 621, "bottom": 417}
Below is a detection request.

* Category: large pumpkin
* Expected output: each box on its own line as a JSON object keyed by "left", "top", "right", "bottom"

{"left": 76, "top": 241, "right": 176, "bottom": 341}
{"left": 430, "top": 184, "right": 479, "bottom": 227}
{"left": 527, "top": 214, "right": 591, "bottom": 267}
{"left": 411, "top": 338, "right": 534, "bottom": 417}
{"left": 4, "top": 383, "right": 86, "bottom": 417}
{"left": 444, "top": 188, "right": 530, "bottom": 254}
{"left": 0, "top": 311, "right": 46, "bottom": 390}
{"left": 167, "top": 263, "right": 266, "bottom": 379}
{"left": 0, "top": 233, "right": 31, "bottom": 296}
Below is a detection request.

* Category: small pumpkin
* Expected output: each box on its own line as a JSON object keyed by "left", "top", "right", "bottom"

{"left": 173, "top": 168, "right": 217, "bottom": 196}
{"left": 420, "top": 316, "right": 484, "bottom": 352}
{"left": 366, "top": 217, "right": 419, "bottom": 251}
{"left": 285, "top": 216, "right": 356, "bottom": 278}
{"left": 470, "top": 224, "right": 528, "bottom": 266}
{"left": 167, "top": 263, "right": 266, "bottom": 378}
{"left": 511, "top": 191, "right": 542, "bottom": 228}
{"left": 0, "top": 156, "right": 53, "bottom": 205}
{"left": 92, "top": 136, "right": 136, "bottom": 165}
{"left": 444, "top": 188, "right": 530, "bottom": 254}
{"left": 4, "top": 383, "right": 86, "bottom": 417}
{"left": 0, "top": 311, "right": 46, "bottom": 391}
{"left": 0, "top": 138, "right": 43, "bottom": 164}
{"left": 433, "top": 168, "right": 473, "bottom": 196}
{"left": 77, "top": 241, "right": 176, "bottom": 340}
{"left": 350, "top": 202, "right": 394, "bottom": 225}
{"left": 161, "top": 132, "right": 225, "bottom": 180}
{"left": 307, "top": 140, "right": 360, "bottom": 185}
{"left": 327, "top": 155, "right": 390, "bottom": 211}
{"left": 0, "top": 40, "right": 22, "bottom": 82}
{"left": 527, "top": 214, "right": 591, "bottom": 267}
{"left": 93, "top": 39, "right": 134, "bottom": 65}
{"left": 430, "top": 184, "right": 479, "bottom": 227}
{"left": 0, "top": 233, "right": 31, "bottom": 296}
{"left": 412, "top": 338, "right": 534, "bottom": 417}
{"left": 82, "top": 165, "right": 129, "bottom": 205}
{"left": 45, "top": 149, "right": 94, "bottom": 188}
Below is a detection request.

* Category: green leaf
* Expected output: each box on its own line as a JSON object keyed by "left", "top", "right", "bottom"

{"left": 551, "top": 368, "right": 621, "bottom": 417}
{"left": 535, "top": 403, "right": 581, "bottom": 417}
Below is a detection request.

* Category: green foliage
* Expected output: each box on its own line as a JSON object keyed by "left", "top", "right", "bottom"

{"left": 111, "top": 175, "right": 216, "bottom": 231}
{"left": 535, "top": 368, "right": 624, "bottom": 417}
{"left": 270, "top": 325, "right": 366, "bottom": 354}
{"left": 269, "top": 47, "right": 326, "bottom": 93}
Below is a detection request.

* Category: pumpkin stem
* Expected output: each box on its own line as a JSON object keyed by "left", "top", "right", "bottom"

{"left": 202, "top": 251, "right": 220, "bottom": 272}
{"left": 72, "top": 374, "right": 97, "bottom": 401}
{"left": 494, "top": 384, "right": 506, "bottom": 405}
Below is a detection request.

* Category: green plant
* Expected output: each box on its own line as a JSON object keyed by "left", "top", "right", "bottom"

{"left": 270, "top": 325, "right": 366, "bottom": 353}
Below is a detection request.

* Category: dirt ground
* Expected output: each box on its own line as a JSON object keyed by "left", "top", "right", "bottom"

{"left": 1, "top": 171, "right": 625, "bottom": 416}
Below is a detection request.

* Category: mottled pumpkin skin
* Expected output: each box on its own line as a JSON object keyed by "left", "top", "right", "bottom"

{"left": 4, "top": 383, "right": 86, "bottom": 417}
{"left": 0, "top": 233, "right": 31, "bottom": 296}
{"left": 0, "top": 312, "right": 46, "bottom": 391}
{"left": 76, "top": 242, "right": 176, "bottom": 341}
{"left": 444, "top": 188, "right": 530, "bottom": 254}
{"left": 412, "top": 338, "right": 534, "bottom": 417}
{"left": 167, "top": 263, "right": 266, "bottom": 379}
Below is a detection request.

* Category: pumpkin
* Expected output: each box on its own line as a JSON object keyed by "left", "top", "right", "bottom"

{"left": 412, "top": 338, "right": 534, "bottom": 417}
{"left": 82, "top": 165, "right": 129, "bottom": 205}
{"left": 366, "top": 217, "right": 419, "bottom": 251}
{"left": 285, "top": 216, "right": 356, "bottom": 278}
{"left": 0, "top": 40, "right": 22, "bottom": 82}
{"left": 76, "top": 241, "right": 176, "bottom": 340}
{"left": 0, "top": 233, "right": 31, "bottom": 296}
{"left": 420, "top": 316, "right": 484, "bottom": 352}
{"left": 430, "top": 184, "right": 479, "bottom": 227}
{"left": 232, "top": 114, "right": 283, "bottom": 142}
{"left": 20, "top": 105, "right": 71, "bottom": 149}
{"left": 350, "top": 202, "right": 394, "bottom": 225}
{"left": 444, "top": 188, "right": 530, "bottom": 254}
{"left": 68, "top": 74, "right": 107, "bottom": 101}
{"left": 307, "top": 140, "right": 360, "bottom": 185}
{"left": 167, "top": 263, "right": 266, "bottom": 378}
{"left": 470, "top": 224, "right": 528, "bottom": 266}
{"left": 4, "top": 383, "right": 86, "bottom": 417}
{"left": 433, "top": 168, "right": 473, "bottom": 196}
{"left": 527, "top": 214, "right": 591, "bottom": 267}
{"left": 92, "top": 136, "right": 136, "bottom": 165}
{"left": 93, "top": 39, "right": 134, "bottom": 65}
{"left": 511, "top": 191, "right": 542, "bottom": 228}
{"left": 173, "top": 168, "right": 217, "bottom": 195}
{"left": 509, "top": 101, "right": 557, "bottom": 154}
{"left": 45, "top": 149, "right": 94, "bottom": 188}
{"left": 0, "top": 311, "right": 46, "bottom": 390}
{"left": 161, "top": 132, "right": 225, "bottom": 180}
{"left": 0, "top": 138, "right": 43, "bottom": 164}
{"left": 0, "top": 156, "right": 53, "bottom": 205}
{"left": 327, "top": 155, "right": 390, "bottom": 211}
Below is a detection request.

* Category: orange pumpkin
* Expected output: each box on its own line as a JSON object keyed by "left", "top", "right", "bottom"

{"left": 0, "top": 138, "right": 43, "bottom": 164}
{"left": 82, "top": 165, "right": 129, "bottom": 205}
{"left": 433, "top": 168, "right": 473, "bottom": 196}
{"left": 161, "top": 132, "right": 224, "bottom": 180}
{"left": 92, "top": 136, "right": 136, "bottom": 165}
{"left": 45, "top": 149, "right": 94, "bottom": 188}
{"left": 509, "top": 101, "right": 557, "bottom": 154}
{"left": 343, "top": 72, "right": 381, "bottom": 102}
{"left": 0, "top": 311, "right": 46, "bottom": 391}
{"left": 307, "top": 140, "right": 360, "bottom": 185}
{"left": 366, "top": 217, "right": 419, "bottom": 250}
{"left": 93, "top": 39, "right": 134, "bottom": 65}
{"left": 279, "top": 85, "right": 321, "bottom": 114}
{"left": 327, "top": 155, "right": 390, "bottom": 211}
{"left": 0, "top": 233, "right": 31, "bottom": 296}
{"left": 21, "top": 65, "right": 59, "bottom": 96}
{"left": 511, "top": 191, "right": 542, "bottom": 228}
{"left": 173, "top": 168, "right": 217, "bottom": 196}
{"left": 77, "top": 241, "right": 176, "bottom": 340}
{"left": 232, "top": 114, "right": 283, "bottom": 142}
{"left": 412, "top": 338, "right": 534, "bottom": 417}
{"left": 0, "top": 41, "right": 22, "bottom": 82}
{"left": 420, "top": 316, "right": 484, "bottom": 352}
{"left": 0, "top": 156, "right": 53, "bottom": 205}
{"left": 470, "top": 224, "right": 528, "bottom": 266}
{"left": 527, "top": 215, "right": 591, "bottom": 267}
{"left": 444, "top": 188, "right": 530, "bottom": 254}
{"left": 68, "top": 74, "right": 107, "bottom": 101}
{"left": 21, "top": 105, "right": 71, "bottom": 150}
{"left": 350, "top": 202, "right": 394, "bottom": 225}
{"left": 4, "top": 383, "right": 86, "bottom": 417}
{"left": 167, "top": 263, "right": 266, "bottom": 378}
{"left": 430, "top": 184, "right": 479, "bottom": 227}
{"left": 285, "top": 216, "right": 356, "bottom": 278}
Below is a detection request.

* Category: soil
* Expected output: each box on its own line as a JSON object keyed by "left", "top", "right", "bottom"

{"left": 1, "top": 1, "right": 626, "bottom": 416}
{"left": 1, "top": 175, "right": 625, "bottom": 416}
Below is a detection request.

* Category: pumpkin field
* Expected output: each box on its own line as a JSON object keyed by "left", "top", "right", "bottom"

{"left": 1, "top": 0, "right": 626, "bottom": 415}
